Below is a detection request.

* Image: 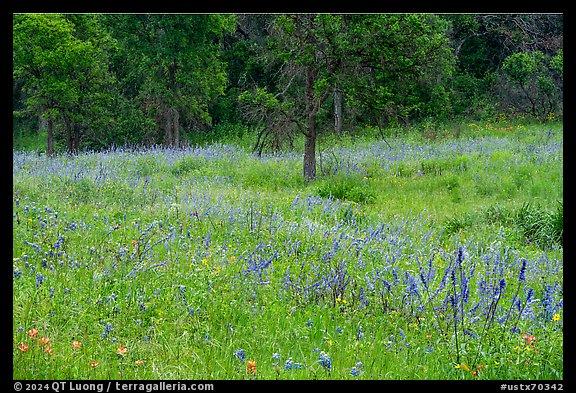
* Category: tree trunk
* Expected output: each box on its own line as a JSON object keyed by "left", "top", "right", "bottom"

{"left": 73, "top": 123, "right": 81, "bottom": 154}
{"left": 334, "top": 87, "right": 343, "bottom": 133}
{"left": 65, "top": 119, "right": 73, "bottom": 154}
{"left": 164, "top": 107, "right": 174, "bottom": 146}
{"left": 303, "top": 65, "right": 317, "bottom": 181}
{"left": 172, "top": 108, "right": 180, "bottom": 147}
{"left": 38, "top": 109, "right": 48, "bottom": 133}
{"left": 47, "top": 118, "right": 54, "bottom": 157}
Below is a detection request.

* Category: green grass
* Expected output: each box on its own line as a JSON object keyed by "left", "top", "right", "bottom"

{"left": 13, "top": 120, "right": 563, "bottom": 380}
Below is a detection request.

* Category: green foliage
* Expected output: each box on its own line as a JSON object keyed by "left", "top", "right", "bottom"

{"left": 516, "top": 201, "right": 563, "bottom": 249}
{"left": 314, "top": 174, "right": 375, "bottom": 204}
{"left": 500, "top": 50, "right": 563, "bottom": 119}
{"left": 12, "top": 14, "right": 563, "bottom": 153}
{"left": 171, "top": 156, "right": 206, "bottom": 177}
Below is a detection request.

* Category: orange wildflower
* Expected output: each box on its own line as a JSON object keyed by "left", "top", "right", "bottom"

{"left": 90, "top": 361, "right": 99, "bottom": 368}
{"left": 246, "top": 359, "right": 257, "bottom": 375}
{"left": 39, "top": 337, "right": 50, "bottom": 345}
{"left": 18, "top": 343, "right": 29, "bottom": 352}
{"left": 28, "top": 329, "right": 39, "bottom": 337}
{"left": 522, "top": 333, "right": 536, "bottom": 346}
{"left": 116, "top": 346, "right": 128, "bottom": 356}
{"left": 72, "top": 341, "right": 82, "bottom": 349}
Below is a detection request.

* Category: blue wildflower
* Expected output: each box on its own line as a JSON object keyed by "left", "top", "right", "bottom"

{"left": 318, "top": 351, "right": 332, "bottom": 371}
{"left": 35, "top": 273, "right": 46, "bottom": 287}
{"left": 518, "top": 259, "right": 527, "bottom": 282}
{"left": 233, "top": 349, "right": 246, "bottom": 361}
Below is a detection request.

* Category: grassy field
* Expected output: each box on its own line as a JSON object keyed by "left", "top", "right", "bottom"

{"left": 13, "top": 121, "right": 563, "bottom": 381}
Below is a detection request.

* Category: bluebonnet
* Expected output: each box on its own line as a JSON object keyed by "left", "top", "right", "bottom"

{"left": 356, "top": 327, "right": 364, "bottom": 340}
{"left": 233, "top": 349, "right": 245, "bottom": 361}
{"left": 35, "top": 273, "right": 46, "bottom": 287}
{"left": 318, "top": 351, "right": 332, "bottom": 371}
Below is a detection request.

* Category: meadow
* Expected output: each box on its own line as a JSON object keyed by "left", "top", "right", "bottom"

{"left": 13, "top": 120, "right": 563, "bottom": 380}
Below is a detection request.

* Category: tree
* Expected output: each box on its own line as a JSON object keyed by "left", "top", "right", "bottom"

{"left": 105, "top": 14, "right": 235, "bottom": 147}
{"left": 14, "top": 14, "right": 78, "bottom": 155}
{"left": 13, "top": 14, "right": 116, "bottom": 155}
{"left": 239, "top": 14, "right": 454, "bottom": 181}
{"left": 500, "top": 50, "right": 563, "bottom": 119}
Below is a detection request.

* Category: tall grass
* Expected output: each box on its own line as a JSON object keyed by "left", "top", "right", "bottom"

{"left": 13, "top": 121, "right": 563, "bottom": 380}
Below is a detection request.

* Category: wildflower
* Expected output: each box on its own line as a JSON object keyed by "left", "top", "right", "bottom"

{"left": 39, "top": 337, "right": 50, "bottom": 345}
{"left": 230, "top": 256, "right": 236, "bottom": 263}
{"left": 135, "top": 360, "right": 143, "bottom": 366}
{"left": 518, "top": 259, "right": 527, "bottom": 282}
{"left": 72, "top": 341, "right": 82, "bottom": 349}
{"left": 318, "top": 351, "right": 332, "bottom": 371}
{"left": 552, "top": 313, "right": 561, "bottom": 322}
{"left": 90, "top": 361, "right": 99, "bottom": 368}
{"left": 272, "top": 353, "right": 281, "bottom": 361}
{"left": 356, "top": 327, "right": 364, "bottom": 340}
{"left": 18, "top": 343, "right": 29, "bottom": 352}
{"left": 233, "top": 349, "right": 246, "bottom": 362}
{"left": 350, "top": 367, "right": 360, "bottom": 376}
{"left": 522, "top": 333, "right": 536, "bottom": 346}
{"left": 44, "top": 346, "right": 54, "bottom": 355}
{"left": 116, "top": 346, "right": 128, "bottom": 356}
{"left": 28, "top": 328, "right": 39, "bottom": 337}
{"left": 246, "top": 360, "right": 257, "bottom": 375}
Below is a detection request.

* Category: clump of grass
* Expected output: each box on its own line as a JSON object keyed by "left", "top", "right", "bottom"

{"left": 171, "top": 156, "right": 205, "bottom": 176}
{"left": 314, "top": 174, "right": 375, "bottom": 204}
{"left": 516, "top": 201, "right": 563, "bottom": 249}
